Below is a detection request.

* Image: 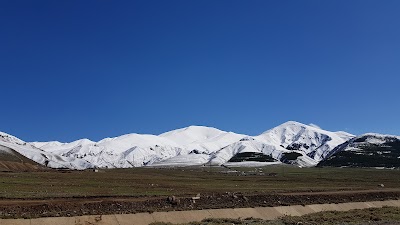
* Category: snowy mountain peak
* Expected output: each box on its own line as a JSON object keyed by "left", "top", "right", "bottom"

{"left": 261, "top": 121, "right": 314, "bottom": 135}
{"left": 160, "top": 125, "right": 224, "bottom": 136}
{"left": 282, "top": 120, "right": 306, "bottom": 126}
{"left": 159, "top": 125, "right": 229, "bottom": 146}
{"left": 255, "top": 121, "right": 355, "bottom": 163}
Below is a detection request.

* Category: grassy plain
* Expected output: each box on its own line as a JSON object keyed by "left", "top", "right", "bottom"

{"left": 0, "top": 166, "right": 399, "bottom": 199}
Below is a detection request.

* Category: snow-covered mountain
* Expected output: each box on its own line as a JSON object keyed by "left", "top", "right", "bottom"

{"left": 0, "top": 121, "right": 360, "bottom": 169}
{"left": 29, "top": 126, "right": 245, "bottom": 168}
{"left": 209, "top": 121, "right": 354, "bottom": 167}
{"left": 160, "top": 126, "right": 245, "bottom": 154}
{"left": 319, "top": 133, "right": 400, "bottom": 168}
{"left": 0, "top": 132, "right": 93, "bottom": 170}
{"left": 32, "top": 134, "right": 183, "bottom": 168}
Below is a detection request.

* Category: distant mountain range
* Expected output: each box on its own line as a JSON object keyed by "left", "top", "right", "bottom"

{"left": 1, "top": 121, "right": 399, "bottom": 170}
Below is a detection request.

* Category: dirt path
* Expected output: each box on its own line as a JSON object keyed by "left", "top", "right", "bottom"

{"left": 2, "top": 199, "right": 400, "bottom": 225}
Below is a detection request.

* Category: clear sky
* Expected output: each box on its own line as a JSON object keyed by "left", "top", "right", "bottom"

{"left": 1, "top": 0, "right": 399, "bottom": 142}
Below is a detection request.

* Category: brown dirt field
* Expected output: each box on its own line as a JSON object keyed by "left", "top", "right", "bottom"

{"left": 0, "top": 190, "right": 399, "bottom": 219}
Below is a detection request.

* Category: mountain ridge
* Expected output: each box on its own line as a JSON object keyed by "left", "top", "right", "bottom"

{"left": 1, "top": 121, "right": 399, "bottom": 170}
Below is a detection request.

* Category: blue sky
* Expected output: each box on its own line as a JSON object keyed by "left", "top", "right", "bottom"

{"left": 1, "top": 0, "right": 399, "bottom": 142}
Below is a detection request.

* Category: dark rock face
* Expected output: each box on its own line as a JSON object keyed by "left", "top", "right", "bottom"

{"left": 280, "top": 152, "right": 303, "bottom": 164}
{"left": 286, "top": 143, "right": 310, "bottom": 151}
{"left": 228, "top": 152, "right": 277, "bottom": 163}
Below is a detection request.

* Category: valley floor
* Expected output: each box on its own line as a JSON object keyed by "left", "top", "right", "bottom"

{"left": 0, "top": 166, "right": 399, "bottom": 219}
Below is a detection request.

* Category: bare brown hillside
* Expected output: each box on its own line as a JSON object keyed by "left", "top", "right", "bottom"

{"left": 0, "top": 145, "right": 45, "bottom": 171}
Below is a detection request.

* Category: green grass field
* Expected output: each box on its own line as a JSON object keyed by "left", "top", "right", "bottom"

{"left": 0, "top": 166, "right": 399, "bottom": 199}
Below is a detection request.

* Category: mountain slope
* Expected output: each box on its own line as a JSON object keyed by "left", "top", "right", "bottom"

{"left": 0, "top": 132, "right": 93, "bottom": 170}
{"left": 318, "top": 133, "right": 400, "bottom": 168}
{"left": 0, "top": 144, "right": 45, "bottom": 171}
{"left": 256, "top": 121, "right": 354, "bottom": 162}
{"left": 209, "top": 138, "right": 286, "bottom": 165}
{"left": 207, "top": 121, "right": 354, "bottom": 167}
